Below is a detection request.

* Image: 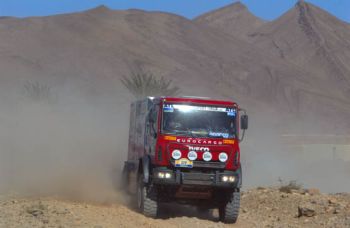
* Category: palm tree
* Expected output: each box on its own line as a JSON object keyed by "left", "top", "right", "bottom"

{"left": 120, "top": 71, "right": 180, "bottom": 99}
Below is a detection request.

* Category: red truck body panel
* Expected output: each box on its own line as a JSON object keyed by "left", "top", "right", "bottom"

{"left": 125, "top": 96, "right": 245, "bottom": 222}
{"left": 127, "top": 96, "right": 241, "bottom": 171}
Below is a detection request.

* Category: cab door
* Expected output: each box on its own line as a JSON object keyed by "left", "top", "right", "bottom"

{"left": 145, "top": 106, "right": 159, "bottom": 157}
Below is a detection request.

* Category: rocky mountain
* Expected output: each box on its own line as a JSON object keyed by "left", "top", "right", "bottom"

{"left": 247, "top": 1, "right": 350, "bottom": 100}
{"left": 0, "top": 1, "right": 349, "bottom": 132}
{"left": 196, "top": 1, "right": 350, "bottom": 104}
{"left": 194, "top": 2, "right": 265, "bottom": 39}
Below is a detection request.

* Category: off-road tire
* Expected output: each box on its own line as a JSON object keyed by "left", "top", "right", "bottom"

{"left": 137, "top": 174, "right": 158, "bottom": 218}
{"left": 219, "top": 191, "right": 240, "bottom": 223}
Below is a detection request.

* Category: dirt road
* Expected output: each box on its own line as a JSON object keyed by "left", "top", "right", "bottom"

{"left": 1, "top": 188, "right": 349, "bottom": 228}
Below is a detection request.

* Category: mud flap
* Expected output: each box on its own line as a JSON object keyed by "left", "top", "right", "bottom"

{"left": 237, "top": 166, "right": 242, "bottom": 188}
{"left": 142, "top": 156, "right": 150, "bottom": 184}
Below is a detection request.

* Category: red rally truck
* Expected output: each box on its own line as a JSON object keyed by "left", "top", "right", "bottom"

{"left": 122, "top": 96, "right": 248, "bottom": 223}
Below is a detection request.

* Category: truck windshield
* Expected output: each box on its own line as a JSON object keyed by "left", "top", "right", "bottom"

{"left": 161, "top": 103, "right": 236, "bottom": 139}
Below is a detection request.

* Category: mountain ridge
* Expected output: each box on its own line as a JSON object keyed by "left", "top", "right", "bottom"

{"left": 0, "top": 2, "right": 349, "bottom": 132}
{"left": 194, "top": 2, "right": 265, "bottom": 38}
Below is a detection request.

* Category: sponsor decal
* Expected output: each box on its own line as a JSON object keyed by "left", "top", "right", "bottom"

{"left": 188, "top": 146, "right": 210, "bottom": 152}
{"left": 209, "top": 132, "right": 229, "bottom": 138}
{"left": 163, "top": 104, "right": 174, "bottom": 112}
{"left": 176, "top": 138, "right": 223, "bottom": 145}
{"left": 226, "top": 108, "right": 236, "bottom": 116}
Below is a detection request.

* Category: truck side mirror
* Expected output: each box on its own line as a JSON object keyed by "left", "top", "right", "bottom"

{"left": 153, "top": 132, "right": 157, "bottom": 138}
{"left": 240, "top": 115, "right": 248, "bottom": 130}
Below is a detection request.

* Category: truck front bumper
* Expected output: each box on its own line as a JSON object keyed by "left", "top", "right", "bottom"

{"left": 152, "top": 168, "right": 241, "bottom": 188}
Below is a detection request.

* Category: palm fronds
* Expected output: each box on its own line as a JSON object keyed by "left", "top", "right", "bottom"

{"left": 121, "top": 71, "right": 180, "bottom": 99}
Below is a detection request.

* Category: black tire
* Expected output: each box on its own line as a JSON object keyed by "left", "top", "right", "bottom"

{"left": 219, "top": 191, "right": 240, "bottom": 224}
{"left": 137, "top": 174, "right": 158, "bottom": 218}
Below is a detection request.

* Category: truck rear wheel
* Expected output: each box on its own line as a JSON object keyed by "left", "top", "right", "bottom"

{"left": 137, "top": 174, "right": 158, "bottom": 218}
{"left": 219, "top": 191, "right": 240, "bottom": 223}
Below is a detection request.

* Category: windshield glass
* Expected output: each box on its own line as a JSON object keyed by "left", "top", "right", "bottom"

{"left": 161, "top": 103, "right": 236, "bottom": 138}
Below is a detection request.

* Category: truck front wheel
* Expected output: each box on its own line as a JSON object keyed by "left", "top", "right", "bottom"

{"left": 219, "top": 191, "right": 240, "bottom": 223}
{"left": 137, "top": 174, "right": 158, "bottom": 218}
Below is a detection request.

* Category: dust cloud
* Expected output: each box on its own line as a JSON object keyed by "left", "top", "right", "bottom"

{"left": 0, "top": 85, "right": 349, "bottom": 204}
{"left": 0, "top": 87, "right": 130, "bottom": 203}
{"left": 241, "top": 110, "right": 350, "bottom": 193}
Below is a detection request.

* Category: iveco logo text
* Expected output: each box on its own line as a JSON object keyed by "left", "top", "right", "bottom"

{"left": 176, "top": 138, "right": 223, "bottom": 145}
{"left": 188, "top": 146, "right": 210, "bottom": 152}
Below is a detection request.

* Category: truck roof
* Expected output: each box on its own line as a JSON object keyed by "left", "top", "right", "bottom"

{"left": 154, "top": 96, "right": 237, "bottom": 106}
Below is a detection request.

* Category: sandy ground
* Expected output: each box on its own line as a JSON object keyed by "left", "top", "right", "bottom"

{"left": 1, "top": 188, "right": 349, "bottom": 228}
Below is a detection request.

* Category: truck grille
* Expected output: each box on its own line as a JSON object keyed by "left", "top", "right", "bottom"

{"left": 182, "top": 172, "right": 216, "bottom": 185}
{"left": 170, "top": 160, "right": 225, "bottom": 169}
{"left": 193, "top": 161, "right": 225, "bottom": 169}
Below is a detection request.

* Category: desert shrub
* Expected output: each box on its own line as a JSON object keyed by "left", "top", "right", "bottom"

{"left": 120, "top": 71, "right": 180, "bottom": 99}
{"left": 23, "top": 80, "right": 55, "bottom": 103}
{"left": 279, "top": 179, "right": 303, "bottom": 193}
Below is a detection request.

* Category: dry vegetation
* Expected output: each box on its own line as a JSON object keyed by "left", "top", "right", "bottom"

{"left": 278, "top": 179, "right": 303, "bottom": 194}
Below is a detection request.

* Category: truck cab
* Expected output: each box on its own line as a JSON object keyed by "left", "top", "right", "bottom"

{"left": 123, "top": 96, "right": 248, "bottom": 223}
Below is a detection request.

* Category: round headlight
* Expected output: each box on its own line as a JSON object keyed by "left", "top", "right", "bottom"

{"left": 172, "top": 150, "right": 181, "bottom": 160}
{"left": 219, "top": 152, "right": 228, "bottom": 162}
{"left": 187, "top": 151, "right": 197, "bottom": 161}
{"left": 202, "top": 151, "right": 212, "bottom": 161}
{"left": 228, "top": 176, "right": 235, "bottom": 182}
